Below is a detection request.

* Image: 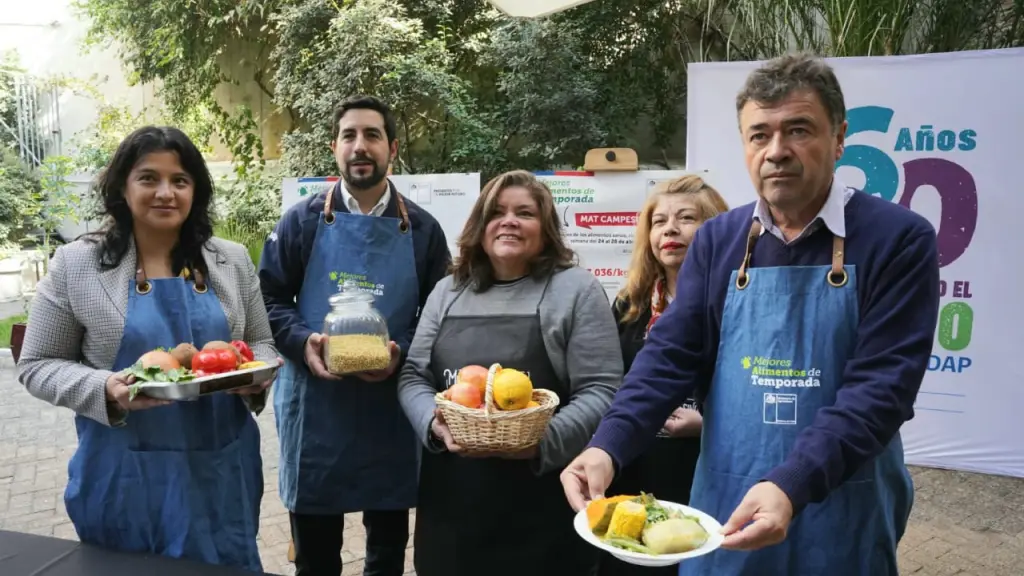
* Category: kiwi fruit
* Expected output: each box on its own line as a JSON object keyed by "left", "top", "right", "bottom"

{"left": 170, "top": 342, "right": 199, "bottom": 367}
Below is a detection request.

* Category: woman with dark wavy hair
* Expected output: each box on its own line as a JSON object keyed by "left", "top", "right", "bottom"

{"left": 17, "top": 126, "right": 278, "bottom": 572}
{"left": 398, "top": 170, "right": 623, "bottom": 576}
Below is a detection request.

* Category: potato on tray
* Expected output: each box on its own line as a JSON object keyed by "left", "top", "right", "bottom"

{"left": 434, "top": 363, "right": 559, "bottom": 453}
{"left": 574, "top": 493, "right": 724, "bottom": 567}
{"left": 124, "top": 349, "right": 195, "bottom": 387}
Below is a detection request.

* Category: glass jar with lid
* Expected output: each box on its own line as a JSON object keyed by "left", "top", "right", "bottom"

{"left": 322, "top": 279, "right": 391, "bottom": 376}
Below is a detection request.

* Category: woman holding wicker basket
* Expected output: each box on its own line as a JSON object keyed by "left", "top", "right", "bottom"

{"left": 397, "top": 170, "right": 623, "bottom": 576}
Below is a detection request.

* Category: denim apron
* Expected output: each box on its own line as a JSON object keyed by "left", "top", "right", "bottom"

{"left": 274, "top": 181, "right": 420, "bottom": 514}
{"left": 64, "top": 265, "right": 264, "bottom": 572}
{"left": 681, "top": 221, "right": 913, "bottom": 576}
{"left": 413, "top": 277, "right": 597, "bottom": 576}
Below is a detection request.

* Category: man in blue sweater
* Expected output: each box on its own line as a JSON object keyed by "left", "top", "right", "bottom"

{"left": 562, "top": 54, "right": 940, "bottom": 575}
{"left": 259, "top": 95, "right": 450, "bottom": 576}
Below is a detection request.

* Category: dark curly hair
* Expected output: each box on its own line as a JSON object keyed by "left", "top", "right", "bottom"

{"left": 84, "top": 126, "right": 215, "bottom": 275}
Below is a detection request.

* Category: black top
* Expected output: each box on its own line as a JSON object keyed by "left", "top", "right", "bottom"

{"left": 612, "top": 297, "right": 654, "bottom": 374}
{"left": 612, "top": 296, "right": 701, "bottom": 411}
{"left": 598, "top": 297, "right": 703, "bottom": 576}
{"left": 608, "top": 296, "right": 701, "bottom": 497}
{"left": 416, "top": 277, "right": 597, "bottom": 576}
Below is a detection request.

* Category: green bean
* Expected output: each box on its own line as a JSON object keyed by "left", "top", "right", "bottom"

{"left": 604, "top": 536, "right": 653, "bottom": 555}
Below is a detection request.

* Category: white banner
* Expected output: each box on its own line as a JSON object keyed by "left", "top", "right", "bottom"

{"left": 686, "top": 48, "right": 1024, "bottom": 478}
{"left": 536, "top": 170, "right": 724, "bottom": 300}
{"left": 281, "top": 174, "right": 481, "bottom": 255}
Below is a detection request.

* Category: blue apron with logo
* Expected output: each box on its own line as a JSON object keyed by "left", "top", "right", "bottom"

{"left": 681, "top": 221, "right": 913, "bottom": 576}
{"left": 64, "top": 266, "right": 264, "bottom": 572}
{"left": 274, "top": 181, "right": 420, "bottom": 514}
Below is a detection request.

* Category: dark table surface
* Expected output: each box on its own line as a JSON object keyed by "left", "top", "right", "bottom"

{"left": 0, "top": 530, "right": 282, "bottom": 576}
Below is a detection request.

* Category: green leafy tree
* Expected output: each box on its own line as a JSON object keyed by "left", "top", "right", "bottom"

{"left": 0, "top": 51, "right": 20, "bottom": 153}
{"left": 699, "top": 0, "right": 1024, "bottom": 59}
{"left": 73, "top": 0, "right": 288, "bottom": 177}
{"left": 73, "top": 0, "right": 1024, "bottom": 185}
{"left": 213, "top": 165, "right": 285, "bottom": 267}
{"left": 0, "top": 150, "right": 41, "bottom": 248}
{"left": 271, "top": 0, "right": 500, "bottom": 176}
{"left": 71, "top": 99, "right": 215, "bottom": 173}
{"left": 216, "top": 165, "right": 285, "bottom": 237}
{"left": 483, "top": 19, "right": 622, "bottom": 170}
{"left": 24, "top": 156, "right": 81, "bottom": 265}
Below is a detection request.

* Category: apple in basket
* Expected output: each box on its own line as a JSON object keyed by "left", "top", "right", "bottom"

{"left": 457, "top": 364, "right": 488, "bottom": 395}
{"left": 442, "top": 364, "right": 488, "bottom": 408}
{"left": 442, "top": 364, "right": 544, "bottom": 411}
{"left": 446, "top": 381, "right": 484, "bottom": 409}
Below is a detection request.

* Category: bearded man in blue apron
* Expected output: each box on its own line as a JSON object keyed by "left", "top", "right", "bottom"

{"left": 259, "top": 95, "right": 451, "bottom": 576}
{"left": 561, "top": 53, "right": 941, "bottom": 575}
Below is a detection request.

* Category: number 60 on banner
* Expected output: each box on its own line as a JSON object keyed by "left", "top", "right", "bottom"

{"left": 836, "top": 105, "right": 978, "bottom": 269}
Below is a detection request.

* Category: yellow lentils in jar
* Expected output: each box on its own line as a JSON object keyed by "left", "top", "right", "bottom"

{"left": 325, "top": 334, "right": 391, "bottom": 375}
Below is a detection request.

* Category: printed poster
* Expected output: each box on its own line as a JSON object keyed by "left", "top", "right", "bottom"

{"left": 686, "top": 48, "right": 1024, "bottom": 478}
{"left": 536, "top": 170, "right": 722, "bottom": 300}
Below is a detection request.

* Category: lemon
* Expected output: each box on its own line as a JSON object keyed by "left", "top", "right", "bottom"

{"left": 492, "top": 368, "right": 533, "bottom": 410}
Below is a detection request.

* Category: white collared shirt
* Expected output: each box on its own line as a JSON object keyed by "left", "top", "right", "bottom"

{"left": 340, "top": 181, "right": 391, "bottom": 216}
{"left": 752, "top": 178, "right": 854, "bottom": 244}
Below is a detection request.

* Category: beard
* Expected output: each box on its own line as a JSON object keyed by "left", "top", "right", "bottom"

{"left": 343, "top": 157, "right": 387, "bottom": 190}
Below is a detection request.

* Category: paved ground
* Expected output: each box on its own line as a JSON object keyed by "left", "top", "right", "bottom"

{"left": 1, "top": 362, "right": 1022, "bottom": 575}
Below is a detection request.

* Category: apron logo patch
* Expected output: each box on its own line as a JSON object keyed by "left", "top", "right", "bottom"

{"left": 742, "top": 355, "right": 822, "bottom": 388}
{"left": 763, "top": 393, "right": 798, "bottom": 425}
{"left": 328, "top": 271, "right": 385, "bottom": 297}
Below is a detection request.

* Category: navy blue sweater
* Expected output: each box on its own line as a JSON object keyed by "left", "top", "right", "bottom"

{"left": 588, "top": 191, "right": 940, "bottom": 514}
{"left": 258, "top": 182, "right": 451, "bottom": 365}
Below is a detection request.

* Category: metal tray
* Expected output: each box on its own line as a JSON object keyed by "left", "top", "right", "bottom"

{"left": 133, "top": 364, "right": 279, "bottom": 401}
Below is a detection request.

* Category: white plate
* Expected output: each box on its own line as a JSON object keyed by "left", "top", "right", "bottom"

{"left": 573, "top": 499, "right": 725, "bottom": 567}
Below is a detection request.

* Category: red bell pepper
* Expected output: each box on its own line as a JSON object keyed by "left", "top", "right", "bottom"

{"left": 231, "top": 340, "right": 255, "bottom": 363}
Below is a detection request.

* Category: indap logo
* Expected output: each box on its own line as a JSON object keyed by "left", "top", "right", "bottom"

{"left": 836, "top": 106, "right": 979, "bottom": 268}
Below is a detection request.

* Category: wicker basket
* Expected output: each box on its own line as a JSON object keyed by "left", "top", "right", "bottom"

{"left": 435, "top": 363, "right": 559, "bottom": 452}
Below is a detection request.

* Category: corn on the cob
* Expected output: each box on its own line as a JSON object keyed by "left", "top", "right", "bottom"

{"left": 587, "top": 495, "right": 636, "bottom": 536}
{"left": 606, "top": 500, "right": 647, "bottom": 541}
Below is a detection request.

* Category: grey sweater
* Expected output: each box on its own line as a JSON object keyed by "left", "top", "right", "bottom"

{"left": 397, "top": 266, "right": 624, "bottom": 475}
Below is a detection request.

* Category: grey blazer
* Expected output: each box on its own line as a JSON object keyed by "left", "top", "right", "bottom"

{"left": 17, "top": 235, "right": 278, "bottom": 427}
